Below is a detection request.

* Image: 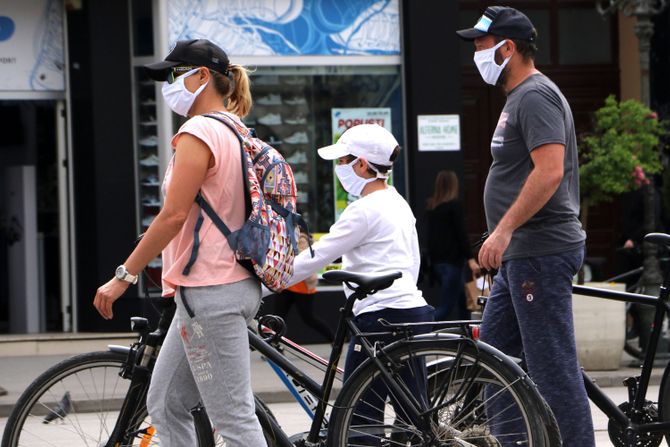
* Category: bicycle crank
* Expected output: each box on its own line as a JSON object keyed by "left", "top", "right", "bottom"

{"left": 607, "top": 401, "right": 663, "bottom": 447}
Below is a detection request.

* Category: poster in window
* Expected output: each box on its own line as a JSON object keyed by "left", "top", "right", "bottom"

{"left": 331, "top": 108, "right": 392, "bottom": 220}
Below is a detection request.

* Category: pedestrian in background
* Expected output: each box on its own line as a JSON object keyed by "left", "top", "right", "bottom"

{"left": 93, "top": 39, "right": 267, "bottom": 447}
{"left": 425, "top": 170, "right": 479, "bottom": 320}
{"left": 458, "top": 6, "right": 593, "bottom": 446}
{"left": 274, "top": 229, "right": 334, "bottom": 344}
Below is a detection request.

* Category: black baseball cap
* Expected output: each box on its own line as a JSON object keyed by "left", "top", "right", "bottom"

{"left": 144, "top": 39, "right": 230, "bottom": 81}
{"left": 456, "top": 6, "right": 535, "bottom": 42}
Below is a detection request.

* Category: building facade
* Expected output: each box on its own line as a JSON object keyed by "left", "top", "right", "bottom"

{"left": 0, "top": 0, "right": 662, "bottom": 339}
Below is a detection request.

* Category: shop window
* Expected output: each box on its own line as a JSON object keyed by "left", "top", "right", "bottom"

{"left": 559, "top": 9, "right": 613, "bottom": 65}
{"left": 132, "top": 0, "right": 154, "bottom": 57}
{"left": 234, "top": 65, "right": 404, "bottom": 233}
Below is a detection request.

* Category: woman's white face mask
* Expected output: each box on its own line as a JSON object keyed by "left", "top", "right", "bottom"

{"left": 161, "top": 68, "right": 208, "bottom": 117}
{"left": 473, "top": 40, "right": 512, "bottom": 86}
{"left": 334, "top": 158, "right": 378, "bottom": 197}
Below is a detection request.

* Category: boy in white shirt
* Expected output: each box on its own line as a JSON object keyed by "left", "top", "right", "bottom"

{"left": 288, "top": 124, "right": 434, "bottom": 444}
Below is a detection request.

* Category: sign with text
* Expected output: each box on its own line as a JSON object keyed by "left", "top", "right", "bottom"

{"left": 417, "top": 114, "right": 460, "bottom": 151}
{"left": 0, "top": 0, "right": 65, "bottom": 91}
{"left": 331, "top": 108, "right": 392, "bottom": 220}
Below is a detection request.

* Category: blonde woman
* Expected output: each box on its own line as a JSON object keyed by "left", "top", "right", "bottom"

{"left": 93, "top": 39, "right": 266, "bottom": 447}
{"left": 425, "top": 170, "right": 479, "bottom": 320}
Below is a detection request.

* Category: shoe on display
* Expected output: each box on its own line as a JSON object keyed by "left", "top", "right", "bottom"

{"left": 284, "top": 96, "right": 307, "bottom": 106}
{"left": 140, "top": 117, "right": 157, "bottom": 126}
{"left": 257, "top": 113, "right": 282, "bottom": 126}
{"left": 139, "top": 154, "right": 160, "bottom": 166}
{"left": 285, "top": 115, "right": 307, "bottom": 125}
{"left": 141, "top": 215, "right": 156, "bottom": 226}
{"left": 253, "top": 75, "right": 280, "bottom": 86}
{"left": 139, "top": 135, "right": 158, "bottom": 146}
{"left": 147, "top": 258, "right": 163, "bottom": 268}
{"left": 256, "top": 93, "right": 282, "bottom": 105}
{"left": 293, "top": 171, "right": 309, "bottom": 183}
{"left": 142, "top": 195, "right": 161, "bottom": 207}
{"left": 286, "top": 151, "right": 308, "bottom": 164}
{"left": 282, "top": 76, "right": 306, "bottom": 85}
{"left": 297, "top": 192, "right": 309, "bottom": 204}
{"left": 141, "top": 174, "right": 160, "bottom": 186}
{"left": 266, "top": 136, "right": 283, "bottom": 146}
{"left": 285, "top": 132, "right": 309, "bottom": 144}
{"left": 140, "top": 99, "right": 157, "bottom": 106}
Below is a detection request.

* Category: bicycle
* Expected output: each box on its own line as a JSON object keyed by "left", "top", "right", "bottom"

{"left": 2, "top": 269, "right": 561, "bottom": 446}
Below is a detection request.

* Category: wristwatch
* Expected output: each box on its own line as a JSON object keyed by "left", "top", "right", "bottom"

{"left": 115, "top": 265, "right": 138, "bottom": 284}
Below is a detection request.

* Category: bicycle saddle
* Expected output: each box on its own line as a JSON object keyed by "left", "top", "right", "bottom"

{"left": 322, "top": 270, "right": 402, "bottom": 294}
{"left": 644, "top": 233, "right": 670, "bottom": 247}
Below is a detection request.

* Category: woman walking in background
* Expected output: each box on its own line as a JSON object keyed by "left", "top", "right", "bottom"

{"left": 425, "top": 170, "right": 480, "bottom": 320}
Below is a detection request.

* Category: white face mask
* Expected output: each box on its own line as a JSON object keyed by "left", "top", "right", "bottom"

{"left": 334, "top": 158, "right": 378, "bottom": 197}
{"left": 161, "top": 68, "right": 208, "bottom": 116}
{"left": 473, "top": 40, "right": 512, "bottom": 86}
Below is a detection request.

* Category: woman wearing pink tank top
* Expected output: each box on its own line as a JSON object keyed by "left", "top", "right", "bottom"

{"left": 92, "top": 39, "right": 267, "bottom": 447}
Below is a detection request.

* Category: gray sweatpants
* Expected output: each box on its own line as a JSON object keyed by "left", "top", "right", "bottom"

{"left": 147, "top": 279, "right": 267, "bottom": 447}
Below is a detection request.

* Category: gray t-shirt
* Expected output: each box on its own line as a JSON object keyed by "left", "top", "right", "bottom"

{"left": 483, "top": 73, "right": 586, "bottom": 260}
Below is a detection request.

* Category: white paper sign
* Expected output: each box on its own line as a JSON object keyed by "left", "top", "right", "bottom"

{"left": 417, "top": 115, "right": 460, "bottom": 151}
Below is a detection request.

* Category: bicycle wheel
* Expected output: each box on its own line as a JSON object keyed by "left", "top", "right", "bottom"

{"left": 1, "top": 350, "right": 158, "bottom": 447}
{"left": 328, "top": 335, "right": 561, "bottom": 447}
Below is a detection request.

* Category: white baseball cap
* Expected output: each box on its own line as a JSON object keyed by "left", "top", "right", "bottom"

{"left": 318, "top": 124, "right": 399, "bottom": 166}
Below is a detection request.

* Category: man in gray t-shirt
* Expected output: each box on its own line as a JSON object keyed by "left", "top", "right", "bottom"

{"left": 458, "top": 6, "right": 594, "bottom": 446}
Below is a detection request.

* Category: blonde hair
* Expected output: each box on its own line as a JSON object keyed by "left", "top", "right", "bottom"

{"left": 210, "top": 64, "right": 253, "bottom": 118}
{"left": 426, "top": 170, "right": 459, "bottom": 210}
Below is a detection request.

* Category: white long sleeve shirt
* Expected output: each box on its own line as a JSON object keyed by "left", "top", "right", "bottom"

{"left": 290, "top": 187, "right": 427, "bottom": 316}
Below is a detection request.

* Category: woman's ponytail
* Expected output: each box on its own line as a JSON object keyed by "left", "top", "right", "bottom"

{"left": 210, "top": 64, "right": 253, "bottom": 118}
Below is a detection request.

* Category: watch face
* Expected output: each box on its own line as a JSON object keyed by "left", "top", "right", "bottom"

{"left": 115, "top": 266, "right": 126, "bottom": 279}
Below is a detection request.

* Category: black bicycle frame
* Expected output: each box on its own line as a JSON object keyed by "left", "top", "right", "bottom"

{"left": 573, "top": 274, "right": 670, "bottom": 435}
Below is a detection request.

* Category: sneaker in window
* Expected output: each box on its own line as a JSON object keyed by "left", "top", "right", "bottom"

{"left": 142, "top": 195, "right": 161, "bottom": 207}
{"left": 257, "top": 113, "right": 282, "bottom": 126}
{"left": 141, "top": 174, "right": 160, "bottom": 186}
{"left": 297, "top": 192, "right": 309, "bottom": 204}
{"left": 282, "top": 76, "right": 306, "bottom": 85}
{"left": 253, "top": 75, "right": 280, "bottom": 86}
{"left": 293, "top": 171, "right": 309, "bottom": 183}
{"left": 140, "top": 99, "right": 156, "bottom": 106}
{"left": 284, "top": 96, "right": 306, "bottom": 106}
{"left": 285, "top": 132, "right": 309, "bottom": 144}
{"left": 285, "top": 115, "right": 307, "bottom": 125}
{"left": 141, "top": 215, "right": 156, "bottom": 226}
{"left": 148, "top": 258, "right": 163, "bottom": 268}
{"left": 139, "top": 135, "right": 158, "bottom": 146}
{"left": 266, "top": 136, "right": 283, "bottom": 146}
{"left": 256, "top": 94, "right": 282, "bottom": 105}
{"left": 286, "top": 151, "right": 308, "bottom": 164}
{"left": 140, "top": 117, "right": 157, "bottom": 126}
{"left": 139, "top": 154, "right": 160, "bottom": 166}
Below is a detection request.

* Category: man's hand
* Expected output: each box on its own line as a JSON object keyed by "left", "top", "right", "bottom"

{"left": 93, "top": 278, "right": 130, "bottom": 320}
{"left": 478, "top": 228, "right": 513, "bottom": 270}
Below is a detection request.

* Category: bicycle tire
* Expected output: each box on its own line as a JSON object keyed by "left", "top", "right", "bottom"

{"left": 656, "top": 362, "right": 670, "bottom": 445}
{"left": 1, "top": 350, "right": 277, "bottom": 447}
{"left": 327, "top": 335, "right": 561, "bottom": 446}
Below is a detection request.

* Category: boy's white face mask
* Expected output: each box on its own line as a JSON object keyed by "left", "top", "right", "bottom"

{"left": 335, "top": 158, "right": 377, "bottom": 197}
{"left": 161, "top": 68, "right": 208, "bottom": 117}
{"left": 473, "top": 39, "right": 512, "bottom": 86}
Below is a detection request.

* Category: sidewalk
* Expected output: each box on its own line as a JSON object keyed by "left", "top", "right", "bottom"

{"left": 0, "top": 334, "right": 666, "bottom": 417}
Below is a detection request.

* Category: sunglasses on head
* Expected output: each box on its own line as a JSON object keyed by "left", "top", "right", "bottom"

{"left": 166, "top": 66, "right": 197, "bottom": 84}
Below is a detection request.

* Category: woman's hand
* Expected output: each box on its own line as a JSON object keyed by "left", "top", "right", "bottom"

{"left": 93, "top": 278, "right": 130, "bottom": 320}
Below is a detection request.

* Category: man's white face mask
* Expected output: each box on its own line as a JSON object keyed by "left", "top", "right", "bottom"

{"left": 473, "top": 39, "right": 512, "bottom": 86}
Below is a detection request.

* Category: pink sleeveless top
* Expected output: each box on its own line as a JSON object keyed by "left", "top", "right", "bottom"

{"left": 161, "top": 113, "right": 251, "bottom": 297}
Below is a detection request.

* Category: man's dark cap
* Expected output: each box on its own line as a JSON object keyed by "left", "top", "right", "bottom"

{"left": 144, "top": 39, "right": 230, "bottom": 81}
{"left": 456, "top": 6, "right": 535, "bottom": 42}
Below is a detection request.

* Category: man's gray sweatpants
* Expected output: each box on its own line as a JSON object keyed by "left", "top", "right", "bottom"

{"left": 147, "top": 279, "right": 267, "bottom": 447}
